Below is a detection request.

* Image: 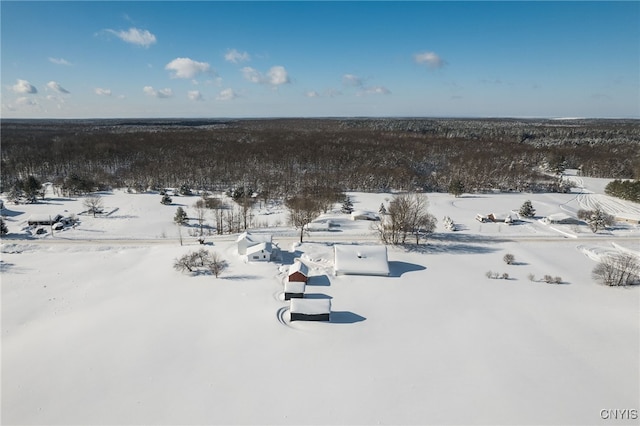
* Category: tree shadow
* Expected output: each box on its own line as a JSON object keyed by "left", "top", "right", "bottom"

{"left": 406, "top": 243, "right": 499, "bottom": 255}
{"left": 430, "top": 233, "right": 513, "bottom": 245}
{"left": 388, "top": 261, "right": 426, "bottom": 277}
{"left": 222, "top": 274, "right": 263, "bottom": 281}
{"left": 0, "top": 208, "right": 25, "bottom": 218}
{"left": 330, "top": 311, "right": 366, "bottom": 324}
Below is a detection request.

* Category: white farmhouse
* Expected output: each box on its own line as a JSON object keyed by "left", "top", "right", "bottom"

{"left": 236, "top": 231, "right": 273, "bottom": 255}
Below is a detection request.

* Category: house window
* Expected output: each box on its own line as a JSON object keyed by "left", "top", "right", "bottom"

{"left": 253, "top": 256, "right": 259, "bottom": 259}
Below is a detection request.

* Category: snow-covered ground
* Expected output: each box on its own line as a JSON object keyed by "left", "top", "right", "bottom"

{"left": 2, "top": 173, "right": 639, "bottom": 425}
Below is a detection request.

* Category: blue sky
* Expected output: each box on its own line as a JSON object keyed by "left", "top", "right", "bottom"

{"left": 1, "top": 1, "right": 638, "bottom": 118}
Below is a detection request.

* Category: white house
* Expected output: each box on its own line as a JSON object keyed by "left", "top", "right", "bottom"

{"left": 333, "top": 244, "right": 390, "bottom": 276}
{"left": 236, "top": 231, "right": 273, "bottom": 255}
{"left": 246, "top": 242, "right": 275, "bottom": 262}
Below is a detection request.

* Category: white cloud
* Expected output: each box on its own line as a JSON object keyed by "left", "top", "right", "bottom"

{"left": 216, "top": 88, "right": 238, "bottom": 101}
{"left": 224, "top": 49, "right": 250, "bottom": 64}
{"left": 267, "top": 66, "right": 290, "bottom": 86}
{"left": 241, "top": 66, "right": 290, "bottom": 87}
{"left": 15, "top": 96, "right": 38, "bottom": 106}
{"left": 11, "top": 79, "right": 37, "bottom": 94}
{"left": 342, "top": 74, "right": 363, "bottom": 87}
{"left": 95, "top": 88, "right": 112, "bottom": 96}
{"left": 46, "top": 81, "right": 70, "bottom": 94}
{"left": 188, "top": 90, "right": 204, "bottom": 101}
{"left": 357, "top": 86, "right": 391, "bottom": 96}
{"left": 143, "top": 86, "right": 173, "bottom": 98}
{"left": 48, "top": 57, "right": 72, "bottom": 66}
{"left": 165, "top": 57, "right": 212, "bottom": 79}
{"left": 242, "top": 67, "right": 262, "bottom": 83}
{"left": 106, "top": 27, "right": 157, "bottom": 47}
{"left": 414, "top": 51, "right": 445, "bottom": 69}
{"left": 306, "top": 91, "right": 320, "bottom": 98}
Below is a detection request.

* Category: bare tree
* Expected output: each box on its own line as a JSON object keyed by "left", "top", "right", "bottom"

{"left": 83, "top": 195, "right": 104, "bottom": 217}
{"left": 375, "top": 193, "right": 436, "bottom": 245}
{"left": 193, "top": 199, "right": 207, "bottom": 236}
{"left": 173, "top": 248, "right": 228, "bottom": 278}
{"left": 592, "top": 254, "right": 640, "bottom": 286}
{"left": 286, "top": 194, "right": 323, "bottom": 243}
{"left": 208, "top": 252, "right": 228, "bottom": 278}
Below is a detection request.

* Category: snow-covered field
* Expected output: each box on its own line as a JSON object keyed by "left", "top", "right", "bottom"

{"left": 2, "top": 173, "right": 639, "bottom": 425}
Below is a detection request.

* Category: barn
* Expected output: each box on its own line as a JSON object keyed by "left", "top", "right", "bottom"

{"left": 289, "top": 298, "right": 331, "bottom": 322}
{"left": 288, "top": 260, "right": 309, "bottom": 283}
{"left": 333, "top": 244, "right": 390, "bottom": 276}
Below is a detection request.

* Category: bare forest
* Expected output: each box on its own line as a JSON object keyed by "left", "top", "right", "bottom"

{"left": 2, "top": 118, "right": 639, "bottom": 198}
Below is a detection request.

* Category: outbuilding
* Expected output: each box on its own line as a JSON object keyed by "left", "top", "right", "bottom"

{"left": 27, "top": 214, "right": 63, "bottom": 226}
{"left": 289, "top": 298, "right": 331, "bottom": 321}
{"left": 284, "top": 281, "right": 305, "bottom": 300}
{"left": 333, "top": 244, "right": 390, "bottom": 276}
{"left": 288, "top": 260, "right": 309, "bottom": 283}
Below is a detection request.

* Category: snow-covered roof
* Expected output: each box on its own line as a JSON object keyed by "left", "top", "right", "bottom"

{"left": 27, "top": 214, "right": 62, "bottom": 223}
{"left": 288, "top": 261, "right": 309, "bottom": 277}
{"left": 236, "top": 231, "right": 272, "bottom": 243}
{"left": 289, "top": 298, "right": 331, "bottom": 315}
{"left": 246, "top": 242, "right": 273, "bottom": 255}
{"left": 350, "top": 210, "right": 379, "bottom": 221}
{"left": 284, "top": 281, "right": 305, "bottom": 294}
{"left": 334, "top": 244, "right": 390, "bottom": 276}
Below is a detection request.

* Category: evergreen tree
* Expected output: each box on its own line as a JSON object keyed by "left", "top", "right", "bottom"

{"left": 378, "top": 203, "right": 387, "bottom": 215}
{"left": 448, "top": 179, "right": 465, "bottom": 198}
{"left": 174, "top": 207, "right": 188, "bottom": 225}
{"left": 0, "top": 218, "right": 8, "bottom": 236}
{"left": 341, "top": 196, "right": 354, "bottom": 214}
{"left": 23, "top": 175, "right": 42, "bottom": 203}
{"left": 161, "top": 194, "right": 172, "bottom": 205}
{"left": 519, "top": 200, "right": 536, "bottom": 218}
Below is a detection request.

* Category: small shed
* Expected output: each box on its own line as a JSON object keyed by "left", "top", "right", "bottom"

{"left": 290, "top": 298, "right": 331, "bottom": 322}
{"left": 246, "top": 242, "right": 274, "bottom": 262}
{"left": 288, "top": 261, "right": 309, "bottom": 283}
{"left": 334, "top": 244, "right": 390, "bottom": 276}
{"left": 284, "top": 281, "right": 305, "bottom": 300}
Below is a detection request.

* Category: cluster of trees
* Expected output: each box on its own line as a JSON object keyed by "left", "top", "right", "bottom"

{"left": 2, "top": 119, "right": 638, "bottom": 202}
{"left": 173, "top": 248, "right": 228, "bottom": 278}
{"left": 592, "top": 254, "right": 639, "bottom": 287}
{"left": 577, "top": 208, "right": 615, "bottom": 233}
{"left": 605, "top": 179, "right": 640, "bottom": 203}
{"left": 374, "top": 193, "right": 437, "bottom": 245}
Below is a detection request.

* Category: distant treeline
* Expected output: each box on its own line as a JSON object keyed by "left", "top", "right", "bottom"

{"left": 1, "top": 118, "right": 639, "bottom": 197}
